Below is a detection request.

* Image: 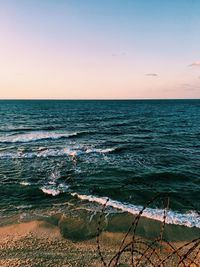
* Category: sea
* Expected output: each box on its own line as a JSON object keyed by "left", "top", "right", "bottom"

{"left": 0, "top": 100, "right": 200, "bottom": 236}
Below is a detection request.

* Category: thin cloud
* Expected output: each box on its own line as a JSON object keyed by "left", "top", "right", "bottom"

{"left": 182, "top": 84, "right": 195, "bottom": 91}
{"left": 189, "top": 60, "right": 200, "bottom": 67}
{"left": 145, "top": 73, "right": 158, "bottom": 77}
{"left": 184, "top": 86, "right": 200, "bottom": 91}
{"left": 180, "top": 82, "right": 200, "bottom": 91}
{"left": 112, "top": 52, "right": 126, "bottom": 57}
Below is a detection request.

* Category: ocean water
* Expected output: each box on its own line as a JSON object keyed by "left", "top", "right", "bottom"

{"left": 0, "top": 100, "right": 200, "bottom": 229}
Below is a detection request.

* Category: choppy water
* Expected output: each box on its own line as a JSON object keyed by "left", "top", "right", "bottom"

{"left": 0, "top": 100, "right": 200, "bottom": 228}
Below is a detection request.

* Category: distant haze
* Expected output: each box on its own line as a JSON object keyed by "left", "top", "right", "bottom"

{"left": 0, "top": 0, "right": 200, "bottom": 99}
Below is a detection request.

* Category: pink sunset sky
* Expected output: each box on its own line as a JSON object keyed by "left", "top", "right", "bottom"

{"left": 0, "top": 0, "right": 200, "bottom": 99}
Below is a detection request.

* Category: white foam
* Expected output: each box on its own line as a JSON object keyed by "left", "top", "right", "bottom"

{"left": 0, "top": 131, "right": 78, "bottom": 143}
{"left": 85, "top": 148, "right": 116, "bottom": 154}
{"left": 16, "top": 205, "right": 32, "bottom": 209}
{"left": 71, "top": 193, "right": 200, "bottom": 228}
{"left": 0, "top": 146, "right": 15, "bottom": 151}
{"left": 58, "top": 183, "right": 69, "bottom": 191}
{"left": 0, "top": 152, "right": 16, "bottom": 158}
{"left": 40, "top": 183, "right": 69, "bottom": 197}
{"left": 20, "top": 181, "right": 31, "bottom": 186}
{"left": 0, "top": 146, "right": 116, "bottom": 159}
{"left": 100, "top": 148, "right": 116, "bottom": 153}
{"left": 40, "top": 187, "right": 61, "bottom": 196}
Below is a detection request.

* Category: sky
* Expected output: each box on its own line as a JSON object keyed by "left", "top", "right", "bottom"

{"left": 0, "top": 0, "right": 200, "bottom": 99}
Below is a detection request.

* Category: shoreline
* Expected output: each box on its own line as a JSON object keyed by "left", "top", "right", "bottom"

{"left": 1, "top": 201, "right": 200, "bottom": 242}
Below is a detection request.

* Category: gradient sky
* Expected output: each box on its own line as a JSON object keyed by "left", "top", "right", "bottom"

{"left": 0, "top": 0, "right": 200, "bottom": 99}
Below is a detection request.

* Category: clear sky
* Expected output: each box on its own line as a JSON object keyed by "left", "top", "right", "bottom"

{"left": 0, "top": 0, "right": 200, "bottom": 99}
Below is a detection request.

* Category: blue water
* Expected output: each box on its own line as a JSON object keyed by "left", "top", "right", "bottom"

{"left": 0, "top": 100, "right": 200, "bottom": 227}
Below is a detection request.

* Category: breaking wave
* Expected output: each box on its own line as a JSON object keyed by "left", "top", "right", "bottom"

{"left": 40, "top": 183, "right": 69, "bottom": 196}
{"left": 40, "top": 187, "right": 61, "bottom": 196}
{"left": 0, "top": 131, "right": 79, "bottom": 143}
{"left": 71, "top": 193, "right": 200, "bottom": 228}
{"left": 0, "top": 146, "right": 116, "bottom": 159}
{"left": 20, "top": 181, "right": 31, "bottom": 186}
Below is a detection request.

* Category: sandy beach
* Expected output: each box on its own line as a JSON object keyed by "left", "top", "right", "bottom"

{"left": 0, "top": 220, "right": 97, "bottom": 266}
{"left": 0, "top": 218, "right": 199, "bottom": 267}
{"left": 0, "top": 220, "right": 135, "bottom": 267}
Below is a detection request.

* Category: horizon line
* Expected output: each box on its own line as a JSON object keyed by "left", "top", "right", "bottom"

{"left": 0, "top": 98, "right": 200, "bottom": 101}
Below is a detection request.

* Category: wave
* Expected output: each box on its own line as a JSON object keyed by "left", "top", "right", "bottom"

{"left": 0, "top": 125, "right": 67, "bottom": 133}
{"left": 0, "top": 131, "right": 79, "bottom": 143}
{"left": 71, "top": 193, "right": 200, "bottom": 228}
{"left": 16, "top": 205, "right": 32, "bottom": 209}
{"left": 40, "top": 183, "right": 69, "bottom": 196}
{"left": 20, "top": 181, "right": 31, "bottom": 186}
{"left": 85, "top": 147, "right": 116, "bottom": 154}
{"left": 0, "top": 146, "right": 116, "bottom": 159}
{"left": 0, "top": 127, "right": 34, "bottom": 133}
{"left": 0, "top": 146, "right": 15, "bottom": 151}
{"left": 40, "top": 187, "right": 61, "bottom": 196}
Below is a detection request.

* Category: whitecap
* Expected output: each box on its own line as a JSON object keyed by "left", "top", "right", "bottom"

{"left": 58, "top": 183, "right": 69, "bottom": 191}
{"left": 0, "top": 131, "right": 78, "bottom": 143}
{"left": 16, "top": 205, "right": 32, "bottom": 209}
{"left": 99, "top": 148, "right": 116, "bottom": 153}
{"left": 40, "top": 186, "right": 61, "bottom": 196}
{"left": 86, "top": 147, "right": 116, "bottom": 154}
{"left": 0, "top": 146, "right": 116, "bottom": 159}
{"left": 40, "top": 183, "right": 69, "bottom": 197}
{"left": 71, "top": 193, "right": 200, "bottom": 228}
{"left": 20, "top": 181, "right": 31, "bottom": 186}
